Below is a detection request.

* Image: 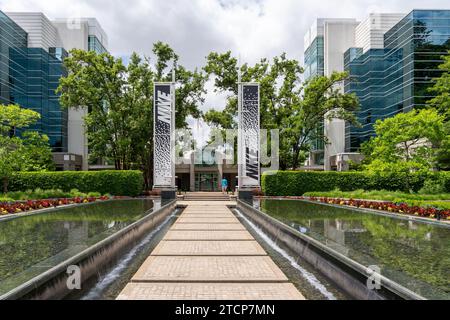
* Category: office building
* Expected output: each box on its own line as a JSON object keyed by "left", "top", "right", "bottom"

{"left": 1, "top": 11, "right": 108, "bottom": 170}
{"left": 303, "top": 12, "right": 444, "bottom": 171}
{"left": 303, "top": 18, "right": 360, "bottom": 170}
{"left": 344, "top": 10, "right": 450, "bottom": 154}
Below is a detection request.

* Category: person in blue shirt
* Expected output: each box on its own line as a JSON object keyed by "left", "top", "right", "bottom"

{"left": 221, "top": 178, "right": 228, "bottom": 194}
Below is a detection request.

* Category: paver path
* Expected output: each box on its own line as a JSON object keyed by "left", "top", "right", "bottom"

{"left": 117, "top": 203, "right": 305, "bottom": 300}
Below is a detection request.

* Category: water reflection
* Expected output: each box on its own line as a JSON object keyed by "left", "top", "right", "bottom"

{"left": 0, "top": 199, "right": 154, "bottom": 296}
{"left": 257, "top": 199, "right": 450, "bottom": 300}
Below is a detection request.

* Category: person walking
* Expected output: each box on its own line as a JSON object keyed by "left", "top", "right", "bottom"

{"left": 221, "top": 177, "right": 228, "bottom": 194}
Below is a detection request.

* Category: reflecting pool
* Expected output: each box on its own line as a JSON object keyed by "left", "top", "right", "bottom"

{"left": 0, "top": 199, "right": 154, "bottom": 296}
{"left": 257, "top": 199, "right": 450, "bottom": 300}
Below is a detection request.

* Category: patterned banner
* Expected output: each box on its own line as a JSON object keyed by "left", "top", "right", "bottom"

{"left": 154, "top": 83, "right": 175, "bottom": 188}
{"left": 239, "top": 83, "right": 260, "bottom": 188}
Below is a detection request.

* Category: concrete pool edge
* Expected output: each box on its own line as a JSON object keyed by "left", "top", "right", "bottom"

{"left": 0, "top": 199, "right": 176, "bottom": 300}
{"left": 236, "top": 199, "right": 426, "bottom": 301}
{"left": 256, "top": 197, "right": 450, "bottom": 227}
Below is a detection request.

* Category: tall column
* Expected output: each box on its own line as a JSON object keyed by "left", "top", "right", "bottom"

{"left": 190, "top": 152, "right": 195, "bottom": 192}
{"left": 238, "top": 83, "right": 260, "bottom": 200}
{"left": 153, "top": 82, "right": 176, "bottom": 199}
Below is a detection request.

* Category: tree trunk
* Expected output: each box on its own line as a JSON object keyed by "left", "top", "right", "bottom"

{"left": 2, "top": 177, "right": 8, "bottom": 194}
{"left": 292, "top": 146, "right": 301, "bottom": 170}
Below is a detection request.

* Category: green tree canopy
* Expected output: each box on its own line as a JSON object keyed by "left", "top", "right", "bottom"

{"left": 428, "top": 51, "right": 450, "bottom": 170}
{"left": 203, "top": 51, "right": 360, "bottom": 169}
{"left": 428, "top": 51, "right": 450, "bottom": 120}
{"left": 57, "top": 42, "right": 207, "bottom": 188}
{"left": 0, "top": 104, "right": 54, "bottom": 193}
{"left": 361, "top": 109, "right": 446, "bottom": 173}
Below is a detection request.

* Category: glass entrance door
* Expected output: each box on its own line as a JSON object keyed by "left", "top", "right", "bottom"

{"left": 195, "top": 173, "right": 218, "bottom": 191}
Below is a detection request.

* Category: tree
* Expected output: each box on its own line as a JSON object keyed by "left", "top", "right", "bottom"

{"left": 286, "top": 72, "right": 360, "bottom": 169}
{"left": 435, "top": 121, "right": 450, "bottom": 170}
{"left": 0, "top": 104, "right": 54, "bottom": 193}
{"left": 361, "top": 109, "right": 446, "bottom": 174}
{"left": 428, "top": 51, "right": 450, "bottom": 120}
{"left": 428, "top": 51, "right": 450, "bottom": 169}
{"left": 57, "top": 42, "right": 206, "bottom": 188}
{"left": 203, "top": 51, "right": 360, "bottom": 169}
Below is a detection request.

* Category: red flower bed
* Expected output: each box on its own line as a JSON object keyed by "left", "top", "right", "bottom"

{"left": 256, "top": 196, "right": 450, "bottom": 221}
{"left": 308, "top": 197, "right": 450, "bottom": 221}
{"left": 0, "top": 196, "right": 111, "bottom": 216}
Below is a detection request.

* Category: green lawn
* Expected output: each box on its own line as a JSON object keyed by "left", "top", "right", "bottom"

{"left": 1, "top": 189, "right": 103, "bottom": 202}
{"left": 304, "top": 190, "right": 450, "bottom": 210}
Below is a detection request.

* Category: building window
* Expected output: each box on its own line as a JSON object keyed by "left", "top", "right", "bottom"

{"left": 88, "top": 35, "right": 107, "bottom": 54}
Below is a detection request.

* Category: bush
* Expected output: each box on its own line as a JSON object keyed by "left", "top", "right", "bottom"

{"left": 442, "top": 171, "right": 450, "bottom": 193}
{"left": 304, "top": 189, "right": 450, "bottom": 202}
{"left": 261, "top": 171, "right": 438, "bottom": 196}
{"left": 419, "top": 177, "right": 447, "bottom": 195}
{"left": 4, "top": 188, "right": 103, "bottom": 201}
{"left": 8, "top": 171, "right": 144, "bottom": 197}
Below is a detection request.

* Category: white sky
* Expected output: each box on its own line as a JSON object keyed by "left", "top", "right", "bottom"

{"left": 2, "top": 0, "right": 450, "bottom": 146}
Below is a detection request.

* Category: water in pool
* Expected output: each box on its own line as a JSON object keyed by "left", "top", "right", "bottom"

{"left": 0, "top": 199, "right": 154, "bottom": 296}
{"left": 257, "top": 199, "right": 450, "bottom": 300}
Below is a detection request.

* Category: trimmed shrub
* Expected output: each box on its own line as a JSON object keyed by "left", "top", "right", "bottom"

{"left": 261, "top": 171, "right": 437, "bottom": 196}
{"left": 442, "top": 171, "right": 450, "bottom": 193}
{"left": 8, "top": 171, "right": 144, "bottom": 197}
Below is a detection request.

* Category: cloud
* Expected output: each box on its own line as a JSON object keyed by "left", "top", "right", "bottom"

{"left": 1, "top": 0, "right": 449, "bottom": 140}
{"left": 3, "top": 0, "right": 450, "bottom": 70}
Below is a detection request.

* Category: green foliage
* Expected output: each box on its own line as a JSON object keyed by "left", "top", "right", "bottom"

{"left": 202, "top": 52, "right": 360, "bottom": 170}
{"left": 0, "top": 104, "right": 54, "bottom": 193}
{"left": 0, "top": 104, "right": 40, "bottom": 135}
{"left": 435, "top": 121, "right": 450, "bottom": 170}
{"left": 419, "top": 176, "right": 448, "bottom": 195}
{"left": 427, "top": 53, "right": 450, "bottom": 169}
{"left": 4, "top": 188, "right": 102, "bottom": 201}
{"left": 303, "top": 189, "right": 450, "bottom": 210}
{"left": 8, "top": 171, "right": 143, "bottom": 197}
{"left": 57, "top": 43, "right": 206, "bottom": 188}
{"left": 303, "top": 189, "right": 450, "bottom": 202}
{"left": 428, "top": 51, "right": 450, "bottom": 120}
{"left": 361, "top": 109, "right": 447, "bottom": 173}
{"left": 261, "top": 171, "right": 443, "bottom": 196}
{"left": 407, "top": 201, "right": 450, "bottom": 210}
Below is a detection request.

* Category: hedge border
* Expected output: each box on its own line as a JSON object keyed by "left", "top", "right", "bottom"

{"left": 261, "top": 171, "right": 450, "bottom": 196}
{"left": 8, "top": 171, "right": 144, "bottom": 197}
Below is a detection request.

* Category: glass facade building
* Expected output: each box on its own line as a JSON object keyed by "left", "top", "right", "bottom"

{"left": 304, "top": 36, "right": 325, "bottom": 80}
{"left": 304, "top": 35, "right": 325, "bottom": 160}
{"left": 0, "top": 11, "right": 27, "bottom": 106}
{"left": 88, "top": 35, "right": 108, "bottom": 54}
{"left": 0, "top": 11, "right": 68, "bottom": 152}
{"left": 344, "top": 10, "right": 450, "bottom": 152}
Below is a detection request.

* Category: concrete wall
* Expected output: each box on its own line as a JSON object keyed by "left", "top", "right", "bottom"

{"left": 323, "top": 20, "right": 359, "bottom": 77}
{"left": 324, "top": 117, "right": 347, "bottom": 171}
{"left": 52, "top": 21, "right": 89, "bottom": 170}
{"left": 6, "top": 12, "right": 59, "bottom": 51}
{"left": 52, "top": 19, "right": 108, "bottom": 171}
{"left": 355, "top": 13, "right": 405, "bottom": 53}
{"left": 322, "top": 21, "right": 358, "bottom": 171}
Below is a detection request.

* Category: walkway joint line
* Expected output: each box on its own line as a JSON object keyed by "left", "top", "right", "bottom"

{"left": 117, "top": 201, "right": 305, "bottom": 300}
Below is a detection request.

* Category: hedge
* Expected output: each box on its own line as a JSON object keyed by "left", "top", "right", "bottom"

{"left": 443, "top": 171, "right": 450, "bottom": 192}
{"left": 8, "top": 170, "right": 144, "bottom": 197}
{"left": 261, "top": 171, "right": 450, "bottom": 196}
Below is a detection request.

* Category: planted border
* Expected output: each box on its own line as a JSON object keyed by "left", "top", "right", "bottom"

{"left": 8, "top": 171, "right": 144, "bottom": 197}
{"left": 0, "top": 196, "right": 113, "bottom": 216}
{"left": 258, "top": 196, "right": 450, "bottom": 221}
{"left": 262, "top": 171, "right": 450, "bottom": 196}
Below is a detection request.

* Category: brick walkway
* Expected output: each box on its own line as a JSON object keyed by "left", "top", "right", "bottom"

{"left": 117, "top": 202, "right": 305, "bottom": 300}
